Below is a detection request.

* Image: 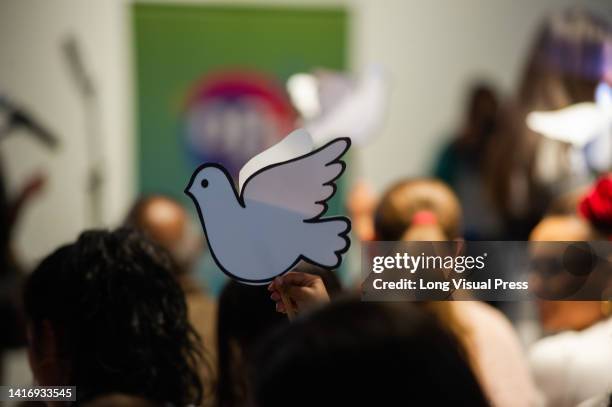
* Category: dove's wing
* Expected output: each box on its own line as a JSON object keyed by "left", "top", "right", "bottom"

{"left": 306, "top": 64, "right": 389, "bottom": 146}
{"left": 240, "top": 137, "right": 350, "bottom": 220}
{"left": 238, "top": 128, "right": 314, "bottom": 192}
{"left": 526, "top": 102, "right": 609, "bottom": 147}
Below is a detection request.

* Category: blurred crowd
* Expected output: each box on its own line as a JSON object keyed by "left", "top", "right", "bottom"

{"left": 1, "top": 6, "right": 612, "bottom": 407}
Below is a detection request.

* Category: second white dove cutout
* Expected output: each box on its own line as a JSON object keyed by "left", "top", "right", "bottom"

{"left": 185, "top": 129, "right": 352, "bottom": 285}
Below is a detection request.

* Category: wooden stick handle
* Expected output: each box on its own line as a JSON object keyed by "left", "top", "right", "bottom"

{"left": 279, "top": 286, "right": 296, "bottom": 321}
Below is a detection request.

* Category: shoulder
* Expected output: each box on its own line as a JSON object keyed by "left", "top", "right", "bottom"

{"left": 453, "top": 301, "right": 539, "bottom": 405}
{"left": 453, "top": 301, "right": 516, "bottom": 337}
{"left": 530, "top": 318, "right": 612, "bottom": 370}
{"left": 454, "top": 301, "right": 528, "bottom": 360}
{"left": 529, "top": 318, "right": 612, "bottom": 405}
{"left": 577, "top": 393, "right": 612, "bottom": 407}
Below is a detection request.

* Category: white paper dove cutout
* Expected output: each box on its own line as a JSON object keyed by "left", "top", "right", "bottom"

{"left": 185, "top": 129, "right": 351, "bottom": 285}
{"left": 526, "top": 82, "right": 612, "bottom": 147}
{"left": 288, "top": 64, "right": 389, "bottom": 147}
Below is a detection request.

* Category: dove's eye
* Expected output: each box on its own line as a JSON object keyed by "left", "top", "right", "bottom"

{"left": 201, "top": 179, "right": 209, "bottom": 188}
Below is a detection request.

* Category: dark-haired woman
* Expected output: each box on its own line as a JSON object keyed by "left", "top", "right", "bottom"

{"left": 23, "top": 228, "right": 205, "bottom": 406}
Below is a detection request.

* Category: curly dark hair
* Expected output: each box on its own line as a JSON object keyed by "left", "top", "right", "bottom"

{"left": 23, "top": 228, "right": 204, "bottom": 406}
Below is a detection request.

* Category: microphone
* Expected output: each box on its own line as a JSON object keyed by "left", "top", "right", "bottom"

{"left": 0, "top": 96, "right": 58, "bottom": 148}
{"left": 62, "top": 36, "right": 94, "bottom": 97}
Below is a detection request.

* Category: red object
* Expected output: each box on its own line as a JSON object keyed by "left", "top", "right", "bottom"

{"left": 579, "top": 175, "right": 612, "bottom": 232}
{"left": 411, "top": 210, "right": 437, "bottom": 225}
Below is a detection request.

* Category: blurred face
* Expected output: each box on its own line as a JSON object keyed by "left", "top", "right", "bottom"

{"left": 529, "top": 216, "right": 603, "bottom": 332}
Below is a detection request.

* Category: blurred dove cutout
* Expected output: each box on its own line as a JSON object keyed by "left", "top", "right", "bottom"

{"left": 185, "top": 129, "right": 351, "bottom": 285}
{"left": 287, "top": 64, "right": 389, "bottom": 146}
{"left": 526, "top": 82, "right": 612, "bottom": 147}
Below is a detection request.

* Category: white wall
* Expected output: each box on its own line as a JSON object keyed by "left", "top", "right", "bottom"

{"left": 1, "top": 0, "right": 610, "bottom": 266}
{"left": 0, "top": 0, "right": 133, "bottom": 267}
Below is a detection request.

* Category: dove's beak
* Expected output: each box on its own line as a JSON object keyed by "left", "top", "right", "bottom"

{"left": 184, "top": 182, "right": 193, "bottom": 198}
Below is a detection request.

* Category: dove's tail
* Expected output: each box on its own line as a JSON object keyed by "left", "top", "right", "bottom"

{"left": 302, "top": 217, "right": 351, "bottom": 268}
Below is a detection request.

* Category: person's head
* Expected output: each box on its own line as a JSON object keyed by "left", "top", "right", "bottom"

{"left": 531, "top": 215, "right": 593, "bottom": 241}
{"left": 529, "top": 215, "right": 605, "bottom": 332}
{"left": 125, "top": 195, "right": 203, "bottom": 275}
{"left": 23, "top": 228, "right": 204, "bottom": 405}
{"left": 374, "top": 178, "right": 462, "bottom": 241}
{"left": 459, "top": 82, "right": 499, "bottom": 147}
{"left": 529, "top": 176, "right": 612, "bottom": 332}
{"left": 251, "top": 299, "right": 488, "bottom": 407}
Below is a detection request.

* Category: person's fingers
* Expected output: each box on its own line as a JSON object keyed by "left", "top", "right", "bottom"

{"left": 285, "top": 285, "right": 313, "bottom": 302}
{"left": 281, "top": 271, "right": 316, "bottom": 287}
{"left": 271, "top": 271, "right": 328, "bottom": 315}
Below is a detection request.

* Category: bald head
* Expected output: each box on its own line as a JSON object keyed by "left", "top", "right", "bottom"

{"left": 125, "top": 196, "right": 204, "bottom": 275}
{"left": 127, "top": 196, "right": 187, "bottom": 250}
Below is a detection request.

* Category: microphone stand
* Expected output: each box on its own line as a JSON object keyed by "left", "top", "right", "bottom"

{"left": 62, "top": 36, "right": 104, "bottom": 227}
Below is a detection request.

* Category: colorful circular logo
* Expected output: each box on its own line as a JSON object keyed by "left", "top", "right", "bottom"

{"left": 183, "top": 70, "right": 296, "bottom": 179}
